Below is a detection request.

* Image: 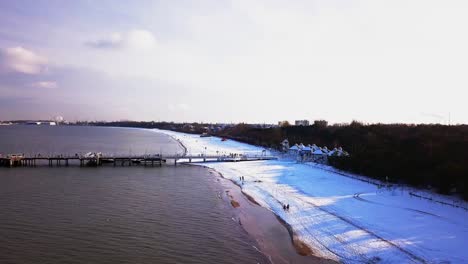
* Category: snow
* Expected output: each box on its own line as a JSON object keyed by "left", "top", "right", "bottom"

{"left": 290, "top": 145, "right": 299, "bottom": 150}
{"left": 302, "top": 146, "right": 312, "bottom": 151}
{"left": 156, "top": 129, "right": 468, "bottom": 264}
{"left": 313, "top": 149, "right": 325, "bottom": 155}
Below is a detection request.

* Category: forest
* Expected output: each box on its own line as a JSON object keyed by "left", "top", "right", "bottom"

{"left": 219, "top": 122, "right": 468, "bottom": 200}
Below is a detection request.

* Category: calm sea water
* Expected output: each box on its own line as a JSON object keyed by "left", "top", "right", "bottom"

{"left": 0, "top": 125, "right": 268, "bottom": 264}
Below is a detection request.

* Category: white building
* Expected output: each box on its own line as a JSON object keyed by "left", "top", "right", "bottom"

{"left": 285, "top": 139, "right": 349, "bottom": 164}
{"left": 328, "top": 147, "right": 349, "bottom": 157}
{"left": 312, "top": 148, "right": 328, "bottom": 163}
{"left": 288, "top": 144, "right": 300, "bottom": 155}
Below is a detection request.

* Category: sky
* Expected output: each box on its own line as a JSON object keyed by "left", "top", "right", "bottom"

{"left": 0, "top": 0, "right": 467, "bottom": 124}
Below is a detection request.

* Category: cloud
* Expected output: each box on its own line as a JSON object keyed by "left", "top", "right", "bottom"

{"left": 85, "top": 33, "right": 123, "bottom": 49}
{"left": 31, "top": 81, "right": 58, "bottom": 89}
{"left": 86, "top": 29, "right": 156, "bottom": 50}
{"left": 126, "top": 30, "right": 157, "bottom": 50}
{"left": 0, "top": 46, "right": 47, "bottom": 74}
{"left": 168, "top": 103, "right": 190, "bottom": 112}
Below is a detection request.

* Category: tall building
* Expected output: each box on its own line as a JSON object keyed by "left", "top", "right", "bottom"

{"left": 295, "top": 120, "right": 310, "bottom": 126}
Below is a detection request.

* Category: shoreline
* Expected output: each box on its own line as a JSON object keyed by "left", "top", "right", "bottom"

{"left": 203, "top": 164, "right": 337, "bottom": 263}
{"left": 202, "top": 166, "right": 335, "bottom": 264}
{"left": 233, "top": 178, "right": 314, "bottom": 257}
{"left": 221, "top": 168, "right": 313, "bottom": 256}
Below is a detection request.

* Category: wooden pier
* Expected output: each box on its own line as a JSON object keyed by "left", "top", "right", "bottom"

{"left": 0, "top": 153, "right": 277, "bottom": 168}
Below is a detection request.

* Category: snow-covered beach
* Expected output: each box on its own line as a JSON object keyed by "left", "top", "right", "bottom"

{"left": 157, "top": 129, "right": 468, "bottom": 264}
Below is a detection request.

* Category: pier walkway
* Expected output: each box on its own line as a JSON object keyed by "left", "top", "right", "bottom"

{"left": 0, "top": 153, "right": 277, "bottom": 168}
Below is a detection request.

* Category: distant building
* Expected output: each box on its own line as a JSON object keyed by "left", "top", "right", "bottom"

{"left": 25, "top": 121, "right": 56, "bottom": 126}
{"left": 278, "top": 121, "right": 290, "bottom": 127}
{"left": 295, "top": 120, "right": 310, "bottom": 126}
{"left": 313, "top": 120, "right": 328, "bottom": 127}
{"left": 251, "top": 123, "right": 276, "bottom": 129}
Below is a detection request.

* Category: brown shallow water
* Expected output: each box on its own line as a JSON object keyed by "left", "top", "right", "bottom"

{"left": 0, "top": 166, "right": 277, "bottom": 264}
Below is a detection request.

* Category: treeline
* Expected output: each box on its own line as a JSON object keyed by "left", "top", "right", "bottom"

{"left": 85, "top": 121, "right": 468, "bottom": 200}
{"left": 219, "top": 122, "right": 468, "bottom": 200}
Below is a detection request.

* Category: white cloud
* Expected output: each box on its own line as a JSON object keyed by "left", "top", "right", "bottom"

{"left": 31, "top": 81, "right": 58, "bottom": 89}
{"left": 86, "top": 29, "right": 156, "bottom": 51}
{"left": 168, "top": 103, "right": 190, "bottom": 112}
{"left": 126, "top": 30, "right": 157, "bottom": 50}
{"left": 0, "top": 46, "right": 47, "bottom": 74}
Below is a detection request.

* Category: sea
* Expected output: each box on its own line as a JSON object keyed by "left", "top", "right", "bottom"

{"left": 0, "top": 125, "right": 269, "bottom": 264}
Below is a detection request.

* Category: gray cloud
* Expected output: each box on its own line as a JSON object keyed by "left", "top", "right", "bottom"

{"left": 85, "top": 30, "right": 156, "bottom": 50}
{"left": 85, "top": 33, "right": 123, "bottom": 49}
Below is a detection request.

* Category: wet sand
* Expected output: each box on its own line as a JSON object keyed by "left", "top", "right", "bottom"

{"left": 206, "top": 168, "right": 337, "bottom": 264}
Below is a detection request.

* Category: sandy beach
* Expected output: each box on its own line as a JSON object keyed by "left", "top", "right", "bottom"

{"left": 205, "top": 167, "right": 336, "bottom": 264}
